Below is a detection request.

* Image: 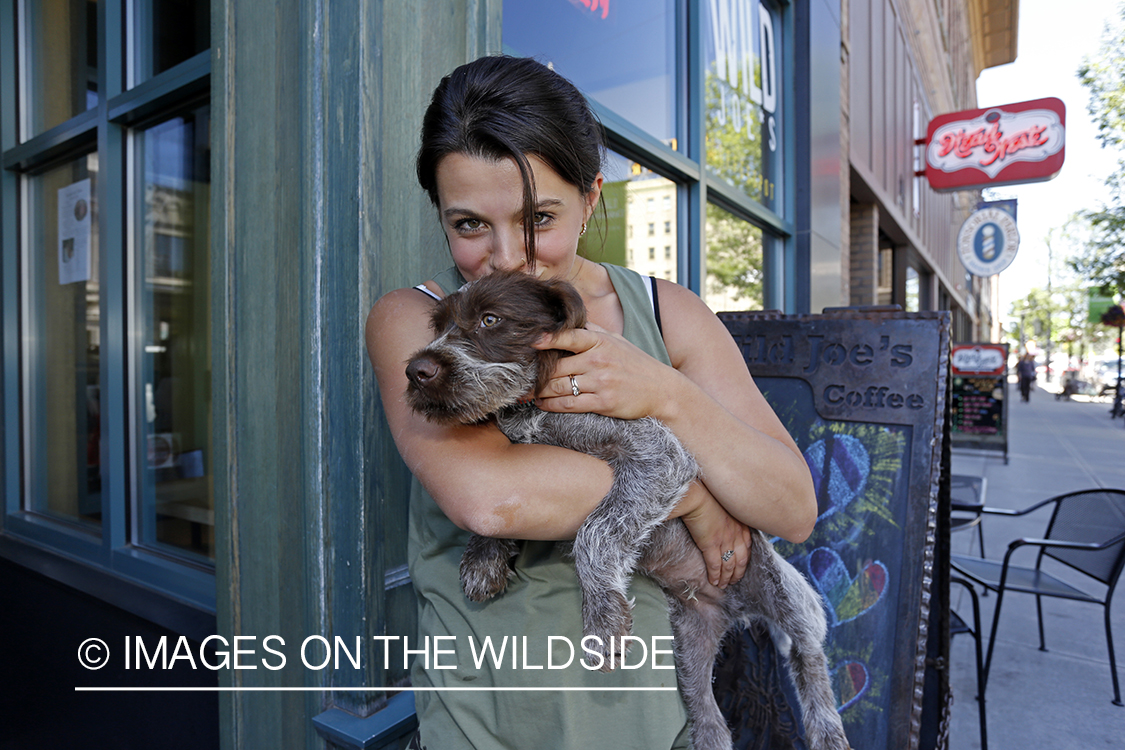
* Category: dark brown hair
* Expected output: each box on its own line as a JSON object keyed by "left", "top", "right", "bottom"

{"left": 417, "top": 55, "right": 605, "bottom": 267}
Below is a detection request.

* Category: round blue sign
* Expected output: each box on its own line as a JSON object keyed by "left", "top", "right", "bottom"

{"left": 957, "top": 208, "right": 1020, "bottom": 276}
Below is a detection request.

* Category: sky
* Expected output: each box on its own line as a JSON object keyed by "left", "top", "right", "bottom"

{"left": 974, "top": 0, "right": 1124, "bottom": 322}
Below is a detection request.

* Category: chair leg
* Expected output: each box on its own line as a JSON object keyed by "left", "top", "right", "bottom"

{"left": 966, "top": 584, "right": 988, "bottom": 750}
{"left": 952, "top": 577, "right": 988, "bottom": 750}
{"left": 977, "top": 521, "right": 986, "bottom": 559}
{"left": 1105, "top": 604, "right": 1123, "bottom": 707}
{"left": 983, "top": 588, "right": 1005, "bottom": 693}
{"left": 1036, "top": 594, "right": 1047, "bottom": 652}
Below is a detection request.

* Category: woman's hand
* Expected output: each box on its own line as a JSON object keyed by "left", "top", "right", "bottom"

{"left": 668, "top": 482, "right": 753, "bottom": 589}
{"left": 533, "top": 325, "right": 682, "bottom": 421}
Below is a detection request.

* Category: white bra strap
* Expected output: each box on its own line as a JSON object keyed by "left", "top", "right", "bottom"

{"left": 414, "top": 284, "right": 442, "bottom": 301}
{"left": 643, "top": 275, "right": 656, "bottom": 312}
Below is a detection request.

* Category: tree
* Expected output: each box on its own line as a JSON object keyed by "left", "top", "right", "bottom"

{"left": 703, "top": 68, "right": 766, "bottom": 306}
{"left": 1073, "top": 6, "right": 1125, "bottom": 289}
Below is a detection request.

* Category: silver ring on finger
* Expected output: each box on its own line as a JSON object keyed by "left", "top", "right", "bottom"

{"left": 569, "top": 374, "right": 581, "bottom": 397}
{"left": 722, "top": 549, "right": 734, "bottom": 562}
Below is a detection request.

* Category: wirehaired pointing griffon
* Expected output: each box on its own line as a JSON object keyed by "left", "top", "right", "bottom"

{"left": 404, "top": 270, "right": 850, "bottom": 750}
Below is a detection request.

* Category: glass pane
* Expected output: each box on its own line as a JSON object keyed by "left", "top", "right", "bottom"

{"left": 137, "top": 105, "right": 212, "bottom": 560}
{"left": 503, "top": 0, "right": 678, "bottom": 147}
{"left": 22, "top": 0, "right": 99, "bottom": 139}
{"left": 704, "top": 0, "right": 782, "bottom": 211}
{"left": 24, "top": 153, "right": 102, "bottom": 528}
{"left": 582, "top": 149, "right": 679, "bottom": 282}
{"left": 905, "top": 266, "right": 920, "bottom": 312}
{"left": 134, "top": 0, "right": 210, "bottom": 82}
{"left": 704, "top": 202, "right": 763, "bottom": 312}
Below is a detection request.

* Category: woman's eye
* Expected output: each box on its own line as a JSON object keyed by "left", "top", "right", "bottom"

{"left": 454, "top": 218, "right": 484, "bottom": 233}
{"left": 480, "top": 314, "right": 501, "bottom": 328}
{"left": 532, "top": 212, "right": 553, "bottom": 227}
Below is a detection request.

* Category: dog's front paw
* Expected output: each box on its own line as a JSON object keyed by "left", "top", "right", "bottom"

{"left": 460, "top": 536, "right": 519, "bottom": 602}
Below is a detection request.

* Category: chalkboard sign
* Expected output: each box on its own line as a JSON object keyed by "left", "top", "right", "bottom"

{"left": 949, "top": 343, "right": 1009, "bottom": 463}
{"left": 713, "top": 309, "right": 950, "bottom": 750}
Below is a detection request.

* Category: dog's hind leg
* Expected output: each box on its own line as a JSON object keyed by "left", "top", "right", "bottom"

{"left": 459, "top": 535, "right": 521, "bottom": 602}
{"left": 667, "top": 596, "right": 735, "bottom": 750}
{"left": 741, "top": 541, "right": 851, "bottom": 750}
{"left": 640, "top": 522, "right": 735, "bottom": 750}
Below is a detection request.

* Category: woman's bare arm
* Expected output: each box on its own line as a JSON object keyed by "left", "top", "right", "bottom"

{"left": 366, "top": 287, "right": 615, "bottom": 540}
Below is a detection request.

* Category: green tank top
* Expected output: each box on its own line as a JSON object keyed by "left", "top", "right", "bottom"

{"left": 408, "top": 264, "right": 690, "bottom": 750}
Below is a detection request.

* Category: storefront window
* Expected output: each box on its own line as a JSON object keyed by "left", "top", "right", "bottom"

{"left": 133, "top": 0, "right": 210, "bottom": 82}
{"left": 23, "top": 152, "right": 102, "bottom": 529}
{"left": 705, "top": 202, "right": 763, "bottom": 312}
{"left": 906, "top": 266, "right": 920, "bottom": 312}
{"left": 21, "top": 0, "right": 99, "bottom": 139}
{"left": 136, "top": 105, "right": 212, "bottom": 560}
{"left": 503, "top": 0, "right": 678, "bottom": 148}
{"left": 583, "top": 149, "right": 679, "bottom": 282}
{"left": 704, "top": 0, "right": 781, "bottom": 211}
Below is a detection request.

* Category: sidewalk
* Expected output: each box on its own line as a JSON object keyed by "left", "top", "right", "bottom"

{"left": 946, "top": 376, "right": 1125, "bottom": 748}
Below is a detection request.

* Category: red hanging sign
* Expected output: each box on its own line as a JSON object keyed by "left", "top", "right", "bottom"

{"left": 923, "top": 97, "right": 1065, "bottom": 192}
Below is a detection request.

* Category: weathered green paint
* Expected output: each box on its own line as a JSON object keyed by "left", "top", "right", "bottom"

{"left": 212, "top": 1, "right": 500, "bottom": 747}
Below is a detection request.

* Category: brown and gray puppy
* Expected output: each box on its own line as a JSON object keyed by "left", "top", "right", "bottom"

{"left": 404, "top": 270, "right": 850, "bottom": 750}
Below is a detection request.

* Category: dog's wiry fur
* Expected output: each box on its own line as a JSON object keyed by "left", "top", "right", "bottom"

{"left": 404, "top": 270, "right": 850, "bottom": 750}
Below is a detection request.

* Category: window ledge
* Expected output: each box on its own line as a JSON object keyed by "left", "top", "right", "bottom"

{"left": 312, "top": 692, "right": 418, "bottom": 750}
{"left": 0, "top": 532, "right": 216, "bottom": 642}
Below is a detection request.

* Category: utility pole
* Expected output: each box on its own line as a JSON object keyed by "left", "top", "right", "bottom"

{"left": 1045, "top": 233, "right": 1054, "bottom": 382}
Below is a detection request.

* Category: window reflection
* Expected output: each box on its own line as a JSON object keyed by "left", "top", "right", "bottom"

{"left": 138, "top": 106, "right": 212, "bottom": 560}
{"left": 135, "top": 0, "right": 210, "bottom": 82}
{"left": 503, "top": 0, "right": 678, "bottom": 147}
{"left": 704, "top": 0, "right": 781, "bottom": 210}
{"left": 22, "top": 0, "right": 99, "bottom": 139}
{"left": 582, "top": 150, "right": 678, "bottom": 282}
{"left": 24, "top": 154, "right": 102, "bottom": 528}
{"left": 705, "top": 203, "right": 764, "bottom": 312}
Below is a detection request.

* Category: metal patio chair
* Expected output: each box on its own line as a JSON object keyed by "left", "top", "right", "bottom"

{"left": 950, "top": 576, "right": 988, "bottom": 750}
{"left": 950, "top": 488, "right": 1125, "bottom": 707}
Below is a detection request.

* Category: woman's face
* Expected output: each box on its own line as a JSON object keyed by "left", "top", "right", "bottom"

{"left": 434, "top": 152, "right": 602, "bottom": 282}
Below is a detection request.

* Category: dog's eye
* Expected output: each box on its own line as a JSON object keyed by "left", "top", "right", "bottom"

{"left": 480, "top": 314, "right": 501, "bottom": 329}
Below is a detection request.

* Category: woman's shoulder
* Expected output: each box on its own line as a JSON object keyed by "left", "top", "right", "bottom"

{"left": 651, "top": 278, "right": 735, "bottom": 369}
{"left": 365, "top": 285, "right": 439, "bottom": 363}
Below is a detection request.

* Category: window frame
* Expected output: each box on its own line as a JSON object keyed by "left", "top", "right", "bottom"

{"left": 0, "top": 0, "right": 215, "bottom": 614}
{"left": 505, "top": 0, "right": 796, "bottom": 309}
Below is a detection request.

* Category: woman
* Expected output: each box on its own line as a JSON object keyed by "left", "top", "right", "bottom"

{"left": 366, "top": 55, "right": 817, "bottom": 750}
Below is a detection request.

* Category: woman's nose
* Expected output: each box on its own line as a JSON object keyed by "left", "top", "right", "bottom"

{"left": 490, "top": 230, "right": 527, "bottom": 271}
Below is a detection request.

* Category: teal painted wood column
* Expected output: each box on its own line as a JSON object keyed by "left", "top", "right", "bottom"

{"left": 211, "top": 1, "right": 501, "bottom": 748}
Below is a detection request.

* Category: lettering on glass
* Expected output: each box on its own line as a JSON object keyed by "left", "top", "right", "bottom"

{"left": 568, "top": 0, "right": 610, "bottom": 21}
{"left": 709, "top": 0, "right": 778, "bottom": 151}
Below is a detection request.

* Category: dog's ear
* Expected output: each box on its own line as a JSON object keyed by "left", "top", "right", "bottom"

{"left": 534, "top": 348, "right": 562, "bottom": 396}
{"left": 539, "top": 277, "right": 587, "bottom": 331}
{"left": 428, "top": 295, "right": 453, "bottom": 333}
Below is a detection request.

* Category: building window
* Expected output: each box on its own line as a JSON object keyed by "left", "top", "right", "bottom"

{"left": 23, "top": 153, "right": 102, "bottom": 527}
{"left": 705, "top": 202, "right": 764, "bottom": 312}
{"left": 136, "top": 105, "right": 213, "bottom": 560}
{"left": 2, "top": 0, "right": 214, "bottom": 605}
{"left": 649, "top": 247, "right": 656, "bottom": 260}
{"left": 503, "top": 0, "right": 678, "bottom": 144}
{"left": 504, "top": 0, "right": 790, "bottom": 309}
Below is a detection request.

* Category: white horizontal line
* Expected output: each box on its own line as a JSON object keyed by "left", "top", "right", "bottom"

{"left": 75, "top": 686, "right": 677, "bottom": 692}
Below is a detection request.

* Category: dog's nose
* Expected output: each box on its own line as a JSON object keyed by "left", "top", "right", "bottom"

{"left": 406, "top": 356, "right": 440, "bottom": 386}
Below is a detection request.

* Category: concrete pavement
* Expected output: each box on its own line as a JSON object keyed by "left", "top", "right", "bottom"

{"left": 946, "top": 375, "right": 1125, "bottom": 748}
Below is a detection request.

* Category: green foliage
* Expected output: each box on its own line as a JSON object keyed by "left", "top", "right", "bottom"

{"left": 1073, "top": 5, "right": 1125, "bottom": 288}
{"left": 705, "top": 202, "right": 763, "bottom": 304}
{"left": 702, "top": 68, "right": 765, "bottom": 305}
